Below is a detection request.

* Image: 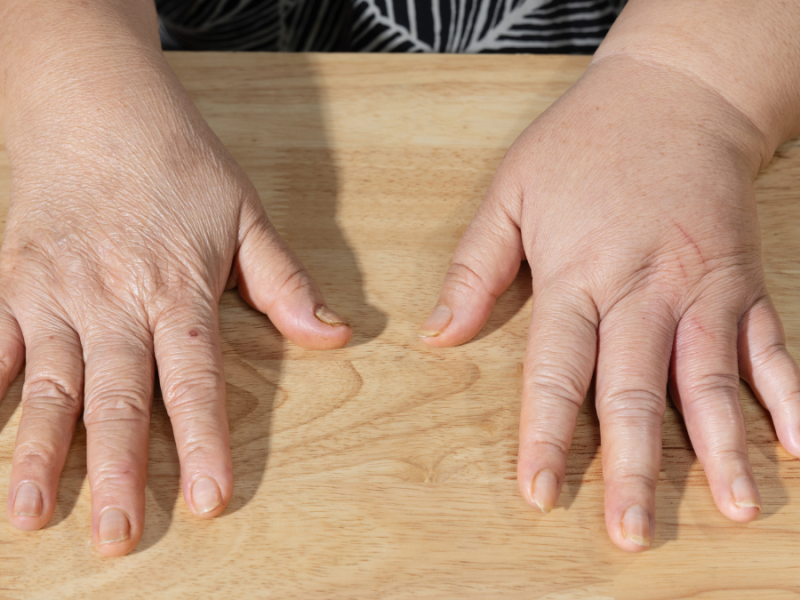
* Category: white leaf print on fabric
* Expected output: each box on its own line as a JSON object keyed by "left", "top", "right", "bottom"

{"left": 351, "top": 0, "right": 623, "bottom": 53}
{"left": 157, "top": 0, "right": 626, "bottom": 53}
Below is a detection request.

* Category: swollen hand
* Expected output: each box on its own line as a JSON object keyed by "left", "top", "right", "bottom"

{"left": 421, "top": 56, "right": 800, "bottom": 551}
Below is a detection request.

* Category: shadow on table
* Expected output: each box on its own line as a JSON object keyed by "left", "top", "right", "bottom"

{"left": 650, "top": 398, "right": 694, "bottom": 550}
{"left": 46, "top": 421, "right": 87, "bottom": 530}
{"left": 136, "top": 54, "right": 387, "bottom": 549}
{"left": 0, "top": 375, "right": 86, "bottom": 531}
{"left": 0, "top": 377, "right": 22, "bottom": 448}
{"left": 472, "top": 263, "right": 533, "bottom": 343}
{"left": 136, "top": 381, "right": 180, "bottom": 552}
{"left": 559, "top": 381, "right": 601, "bottom": 511}
{"left": 650, "top": 385, "right": 786, "bottom": 550}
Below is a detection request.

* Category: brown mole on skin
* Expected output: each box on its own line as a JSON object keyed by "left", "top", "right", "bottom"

{"left": 188, "top": 330, "right": 199, "bottom": 338}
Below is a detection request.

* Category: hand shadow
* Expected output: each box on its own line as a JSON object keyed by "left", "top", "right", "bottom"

{"left": 140, "top": 53, "right": 386, "bottom": 534}
{"left": 472, "top": 262, "right": 533, "bottom": 343}
{"left": 136, "top": 302, "right": 285, "bottom": 554}
{"left": 0, "top": 375, "right": 86, "bottom": 531}
{"left": 650, "top": 395, "right": 694, "bottom": 549}
{"left": 558, "top": 380, "right": 601, "bottom": 510}
{"left": 134, "top": 379, "right": 180, "bottom": 552}
{"left": 0, "top": 376, "right": 22, "bottom": 437}
{"left": 652, "top": 383, "right": 787, "bottom": 550}
{"left": 224, "top": 55, "right": 387, "bottom": 348}
{"left": 219, "top": 53, "right": 386, "bottom": 516}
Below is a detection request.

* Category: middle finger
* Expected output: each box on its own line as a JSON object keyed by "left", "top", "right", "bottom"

{"left": 595, "top": 295, "right": 677, "bottom": 551}
{"left": 82, "top": 323, "right": 155, "bottom": 557}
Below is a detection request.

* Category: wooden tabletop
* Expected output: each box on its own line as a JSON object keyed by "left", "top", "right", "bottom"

{"left": 1, "top": 53, "right": 800, "bottom": 599}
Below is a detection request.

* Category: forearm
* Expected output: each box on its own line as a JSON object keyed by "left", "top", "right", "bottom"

{"left": 594, "top": 0, "right": 800, "bottom": 163}
{"left": 0, "top": 0, "right": 163, "bottom": 125}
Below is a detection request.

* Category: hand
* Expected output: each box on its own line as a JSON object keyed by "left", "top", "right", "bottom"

{"left": 1, "top": 32, "right": 350, "bottom": 556}
{"left": 420, "top": 56, "right": 800, "bottom": 551}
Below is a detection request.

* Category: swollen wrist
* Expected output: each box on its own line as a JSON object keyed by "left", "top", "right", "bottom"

{"left": 593, "top": 0, "right": 800, "bottom": 162}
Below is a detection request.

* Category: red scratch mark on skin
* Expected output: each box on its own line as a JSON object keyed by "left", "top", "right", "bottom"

{"left": 673, "top": 222, "right": 705, "bottom": 264}
{"left": 690, "top": 318, "right": 707, "bottom": 337}
{"left": 681, "top": 314, "right": 708, "bottom": 341}
{"left": 188, "top": 330, "right": 199, "bottom": 338}
{"left": 676, "top": 256, "right": 687, "bottom": 279}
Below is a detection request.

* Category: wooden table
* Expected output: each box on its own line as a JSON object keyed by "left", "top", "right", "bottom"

{"left": 1, "top": 53, "right": 800, "bottom": 599}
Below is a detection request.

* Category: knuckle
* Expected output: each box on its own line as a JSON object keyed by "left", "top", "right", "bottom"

{"left": 444, "top": 261, "right": 494, "bottom": 300}
{"left": 612, "top": 469, "right": 659, "bottom": 492}
{"left": 13, "top": 439, "right": 59, "bottom": 470}
{"left": 776, "top": 387, "right": 800, "bottom": 412}
{"left": 93, "top": 461, "right": 143, "bottom": 489}
{"left": 0, "top": 341, "right": 21, "bottom": 377}
{"left": 83, "top": 392, "right": 150, "bottom": 426}
{"left": 684, "top": 372, "right": 740, "bottom": 403}
{"left": 750, "top": 340, "right": 787, "bottom": 370}
{"left": 163, "top": 373, "right": 223, "bottom": 414}
{"left": 599, "top": 388, "right": 666, "bottom": 421}
{"left": 179, "top": 432, "right": 222, "bottom": 463}
{"left": 274, "top": 266, "right": 313, "bottom": 301}
{"left": 706, "top": 446, "right": 750, "bottom": 466}
{"left": 524, "top": 431, "right": 571, "bottom": 460}
{"left": 23, "top": 378, "right": 83, "bottom": 417}
{"left": 525, "top": 365, "right": 587, "bottom": 409}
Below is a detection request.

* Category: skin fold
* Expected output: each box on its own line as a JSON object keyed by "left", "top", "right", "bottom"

{"left": 421, "top": 0, "right": 800, "bottom": 551}
{"left": 0, "top": 0, "right": 351, "bottom": 556}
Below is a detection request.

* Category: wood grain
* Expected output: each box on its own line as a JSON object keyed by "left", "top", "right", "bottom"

{"left": 1, "top": 53, "right": 800, "bottom": 599}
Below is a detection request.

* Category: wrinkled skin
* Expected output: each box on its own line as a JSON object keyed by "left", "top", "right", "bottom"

{"left": 421, "top": 56, "right": 800, "bottom": 551}
{"left": 1, "top": 41, "right": 351, "bottom": 556}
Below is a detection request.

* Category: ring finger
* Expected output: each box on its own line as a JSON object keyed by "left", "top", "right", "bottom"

{"left": 672, "top": 300, "right": 760, "bottom": 522}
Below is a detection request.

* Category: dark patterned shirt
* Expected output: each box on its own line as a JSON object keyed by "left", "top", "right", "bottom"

{"left": 157, "top": 0, "right": 626, "bottom": 53}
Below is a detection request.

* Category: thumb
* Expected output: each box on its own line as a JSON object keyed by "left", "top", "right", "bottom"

{"left": 234, "top": 205, "right": 352, "bottom": 350}
{"left": 420, "top": 178, "right": 524, "bottom": 347}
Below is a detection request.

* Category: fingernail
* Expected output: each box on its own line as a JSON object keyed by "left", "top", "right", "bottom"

{"left": 314, "top": 305, "right": 349, "bottom": 327}
{"left": 98, "top": 508, "right": 131, "bottom": 545}
{"left": 192, "top": 477, "right": 222, "bottom": 515}
{"left": 621, "top": 505, "right": 651, "bottom": 547}
{"left": 530, "top": 469, "right": 558, "bottom": 514}
{"left": 732, "top": 476, "right": 761, "bottom": 510}
{"left": 419, "top": 305, "right": 453, "bottom": 338}
{"left": 13, "top": 482, "right": 43, "bottom": 517}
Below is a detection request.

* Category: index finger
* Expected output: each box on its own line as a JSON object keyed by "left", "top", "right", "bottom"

{"left": 153, "top": 295, "right": 231, "bottom": 519}
{"left": 518, "top": 285, "right": 598, "bottom": 514}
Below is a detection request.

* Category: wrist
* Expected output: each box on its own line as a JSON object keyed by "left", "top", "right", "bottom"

{"left": 593, "top": 0, "right": 800, "bottom": 166}
{"left": 569, "top": 55, "right": 770, "bottom": 178}
{"left": 0, "top": 0, "right": 162, "bottom": 125}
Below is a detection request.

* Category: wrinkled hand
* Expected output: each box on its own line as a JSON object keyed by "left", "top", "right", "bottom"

{"left": 421, "top": 56, "right": 800, "bottom": 551}
{"left": 1, "top": 48, "right": 350, "bottom": 556}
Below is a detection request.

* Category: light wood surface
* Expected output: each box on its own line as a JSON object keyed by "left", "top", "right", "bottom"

{"left": 1, "top": 53, "right": 800, "bottom": 599}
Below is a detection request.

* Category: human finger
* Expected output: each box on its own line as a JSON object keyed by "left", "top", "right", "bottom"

{"left": 420, "top": 178, "right": 523, "bottom": 347}
{"left": 595, "top": 296, "right": 676, "bottom": 552}
{"left": 81, "top": 322, "right": 154, "bottom": 557}
{"left": 234, "top": 203, "right": 351, "bottom": 350}
{"left": 672, "top": 301, "right": 760, "bottom": 522}
{"left": 153, "top": 294, "right": 231, "bottom": 521}
{"left": 517, "top": 286, "right": 597, "bottom": 517}
{"left": 7, "top": 310, "right": 81, "bottom": 532}
{"left": 738, "top": 295, "right": 800, "bottom": 456}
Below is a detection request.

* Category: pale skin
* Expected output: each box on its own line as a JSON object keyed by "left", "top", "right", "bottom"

{"left": 1, "top": 1, "right": 799, "bottom": 558}
{"left": 421, "top": 0, "right": 800, "bottom": 551}
{"left": 0, "top": 0, "right": 352, "bottom": 557}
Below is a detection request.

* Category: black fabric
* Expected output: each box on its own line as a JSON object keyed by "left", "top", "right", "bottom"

{"left": 157, "top": 0, "right": 627, "bottom": 53}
